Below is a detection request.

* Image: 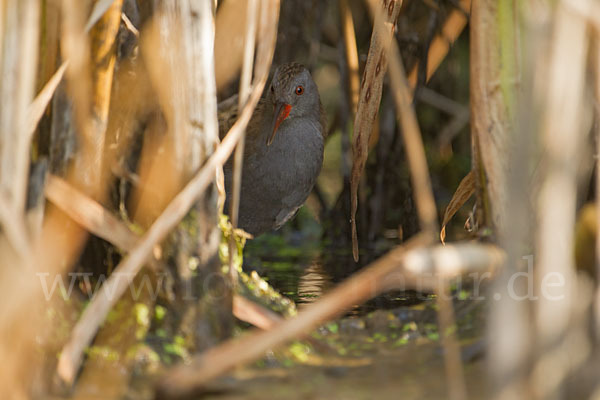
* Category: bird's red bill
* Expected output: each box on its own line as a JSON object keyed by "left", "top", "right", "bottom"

{"left": 268, "top": 103, "right": 292, "bottom": 145}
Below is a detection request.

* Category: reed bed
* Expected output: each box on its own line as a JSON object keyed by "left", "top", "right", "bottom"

{"left": 0, "top": 0, "right": 598, "bottom": 399}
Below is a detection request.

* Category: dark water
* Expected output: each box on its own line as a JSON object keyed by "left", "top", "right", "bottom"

{"left": 243, "top": 214, "right": 432, "bottom": 312}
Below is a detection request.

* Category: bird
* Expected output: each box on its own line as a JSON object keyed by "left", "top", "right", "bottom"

{"left": 219, "top": 63, "right": 326, "bottom": 237}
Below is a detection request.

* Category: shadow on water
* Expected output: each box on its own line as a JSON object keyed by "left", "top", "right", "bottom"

{"left": 243, "top": 206, "right": 432, "bottom": 314}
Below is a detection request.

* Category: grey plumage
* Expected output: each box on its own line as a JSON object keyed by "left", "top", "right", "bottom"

{"left": 221, "top": 63, "right": 325, "bottom": 236}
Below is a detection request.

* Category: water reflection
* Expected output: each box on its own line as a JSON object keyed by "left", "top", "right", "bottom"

{"left": 297, "top": 262, "right": 332, "bottom": 307}
{"left": 243, "top": 225, "right": 430, "bottom": 314}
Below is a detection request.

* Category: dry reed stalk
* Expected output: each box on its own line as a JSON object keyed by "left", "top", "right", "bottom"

{"left": 60, "top": 0, "right": 100, "bottom": 194}
{"left": 0, "top": 0, "right": 39, "bottom": 211}
{"left": 164, "top": 0, "right": 223, "bottom": 280}
{"left": 535, "top": 0, "right": 589, "bottom": 346}
{"left": 437, "top": 283, "right": 469, "bottom": 400}
{"left": 152, "top": 1, "right": 214, "bottom": 175}
{"left": 595, "top": 27, "right": 600, "bottom": 343}
{"left": 233, "top": 295, "right": 283, "bottom": 330}
{"left": 45, "top": 174, "right": 139, "bottom": 251}
{"left": 157, "top": 235, "right": 504, "bottom": 396}
{"left": 130, "top": 24, "right": 186, "bottom": 227}
{"left": 350, "top": 0, "right": 402, "bottom": 261}
{"left": 56, "top": 0, "right": 280, "bottom": 386}
{"left": 0, "top": 0, "right": 4, "bottom": 51}
{"left": 27, "top": 62, "right": 69, "bottom": 143}
{"left": 30, "top": 0, "right": 58, "bottom": 150}
{"left": 470, "top": 0, "right": 516, "bottom": 233}
{"left": 49, "top": 0, "right": 125, "bottom": 391}
{"left": 0, "top": 195, "right": 30, "bottom": 257}
{"left": 486, "top": 2, "right": 535, "bottom": 398}
{"left": 407, "top": 0, "right": 471, "bottom": 91}
{"left": 183, "top": 1, "right": 220, "bottom": 172}
{"left": 1, "top": 206, "right": 90, "bottom": 399}
{"left": 229, "top": 0, "right": 259, "bottom": 281}
{"left": 85, "top": 0, "right": 119, "bottom": 32}
{"left": 532, "top": 0, "right": 591, "bottom": 397}
{"left": 440, "top": 170, "right": 475, "bottom": 244}
{"left": 131, "top": 1, "right": 220, "bottom": 227}
{"left": 386, "top": 242, "right": 503, "bottom": 282}
{"left": 339, "top": 0, "right": 360, "bottom": 115}
{"left": 386, "top": 36, "right": 438, "bottom": 238}
{"left": 0, "top": 0, "right": 40, "bottom": 258}
{"left": 568, "top": 1, "right": 600, "bottom": 31}
{"left": 366, "top": 0, "right": 471, "bottom": 158}
{"left": 57, "top": 0, "right": 121, "bottom": 198}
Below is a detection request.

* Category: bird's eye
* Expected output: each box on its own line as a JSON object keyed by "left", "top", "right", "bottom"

{"left": 271, "top": 85, "right": 274, "bottom": 93}
{"left": 295, "top": 85, "right": 304, "bottom": 95}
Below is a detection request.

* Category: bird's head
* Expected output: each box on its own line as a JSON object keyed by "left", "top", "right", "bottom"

{"left": 267, "top": 63, "right": 320, "bottom": 145}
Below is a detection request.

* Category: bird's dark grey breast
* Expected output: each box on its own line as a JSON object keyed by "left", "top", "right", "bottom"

{"left": 225, "top": 116, "right": 323, "bottom": 236}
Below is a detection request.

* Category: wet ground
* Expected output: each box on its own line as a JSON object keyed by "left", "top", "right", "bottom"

{"left": 204, "top": 343, "right": 487, "bottom": 400}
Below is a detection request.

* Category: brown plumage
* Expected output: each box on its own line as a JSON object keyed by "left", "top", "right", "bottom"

{"left": 219, "top": 63, "right": 326, "bottom": 236}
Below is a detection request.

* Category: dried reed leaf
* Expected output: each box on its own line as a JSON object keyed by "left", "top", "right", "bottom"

{"left": 36, "top": 0, "right": 61, "bottom": 102}
{"left": 45, "top": 174, "right": 139, "bottom": 250}
{"left": 26, "top": 61, "right": 69, "bottom": 142}
{"left": 46, "top": 174, "right": 154, "bottom": 399}
{"left": 533, "top": 0, "right": 590, "bottom": 378}
{"left": 386, "top": 35, "right": 439, "bottom": 239}
{"left": 350, "top": 0, "right": 402, "bottom": 261}
{"left": 595, "top": 21, "right": 600, "bottom": 286}
{"left": 440, "top": 170, "right": 475, "bottom": 244}
{"left": 407, "top": 0, "right": 471, "bottom": 90}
